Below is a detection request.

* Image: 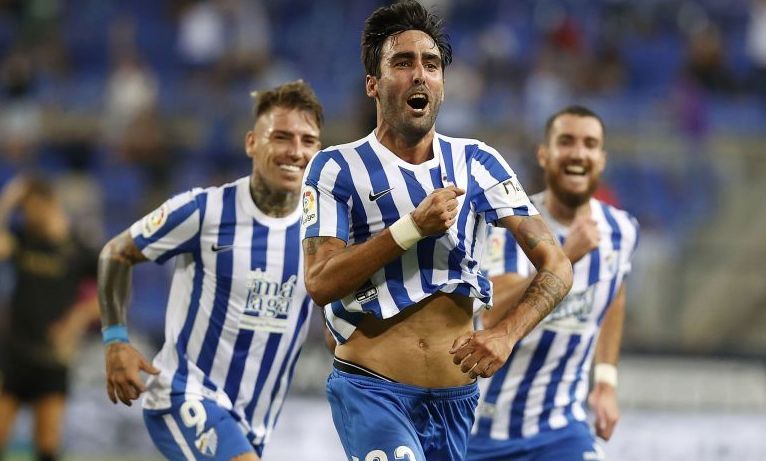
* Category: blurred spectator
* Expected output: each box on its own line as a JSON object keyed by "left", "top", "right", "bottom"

{"left": 747, "top": 0, "right": 766, "bottom": 100}
{"left": 683, "top": 24, "right": 738, "bottom": 94}
{"left": 176, "top": 0, "right": 227, "bottom": 68}
{"left": 0, "top": 49, "right": 42, "bottom": 167}
{"left": 0, "top": 175, "right": 100, "bottom": 461}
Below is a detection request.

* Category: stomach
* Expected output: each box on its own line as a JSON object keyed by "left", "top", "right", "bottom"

{"left": 334, "top": 292, "right": 475, "bottom": 388}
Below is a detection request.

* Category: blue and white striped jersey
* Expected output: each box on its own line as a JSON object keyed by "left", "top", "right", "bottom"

{"left": 472, "top": 192, "right": 639, "bottom": 442}
{"left": 301, "top": 131, "right": 537, "bottom": 343}
{"left": 129, "top": 176, "right": 312, "bottom": 448}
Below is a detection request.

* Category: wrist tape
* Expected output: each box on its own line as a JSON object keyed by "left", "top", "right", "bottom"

{"left": 389, "top": 213, "right": 424, "bottom": 250}
{"left": 594, "top": 363, "right": 618, "bottom": 387}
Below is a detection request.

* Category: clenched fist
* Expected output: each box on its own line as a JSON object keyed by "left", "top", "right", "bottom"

{"left": 411, "top": 186, "right": 465, "bottom": 236}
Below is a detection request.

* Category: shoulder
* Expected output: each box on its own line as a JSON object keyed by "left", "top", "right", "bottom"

{"left": 596, "top": 199, "right": 640, "bottom": 242}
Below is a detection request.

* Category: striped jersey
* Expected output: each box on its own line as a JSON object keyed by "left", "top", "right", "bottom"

{"left": 472, "top": 192, "right": 639, "bottom": 443}
{"left": 129, "top": 176, "right": 312, "bottom": 448}
{"left": 301, "top": 130, "right": 537, "bottom": 343}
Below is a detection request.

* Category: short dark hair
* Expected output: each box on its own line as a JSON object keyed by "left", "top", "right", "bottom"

{"left": 543, "top": 105, "right": 606, "bottom": 144}
{"left": 362, "top": 1, "right": 453, "bottom": 78}
{"left": 251, "top": 79, "right": 324, "bottom": 128}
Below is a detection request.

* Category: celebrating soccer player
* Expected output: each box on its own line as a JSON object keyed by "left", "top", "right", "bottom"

{"left": 98, "top": 81, "right": 323, "bottom": 461}
{"left": 300, "top": 2, "right": 573, "bottom": 460}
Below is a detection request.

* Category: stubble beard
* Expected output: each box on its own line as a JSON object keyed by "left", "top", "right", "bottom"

{"left": 546, "top": 170, "right": 600, "bottom": 208}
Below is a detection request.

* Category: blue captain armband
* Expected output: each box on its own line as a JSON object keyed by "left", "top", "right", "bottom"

{"left": 102, "top": 325, "right": 130, "bottom": 345}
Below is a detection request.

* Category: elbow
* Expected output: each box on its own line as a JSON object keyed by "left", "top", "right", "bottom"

{"left": 305, "top": 275, "right": 334, "bottom": 307}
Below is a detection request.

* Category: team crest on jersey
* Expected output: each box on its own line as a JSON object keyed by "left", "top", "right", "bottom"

{"left": 543, "top": 286, "right": 595, "bottom": 332}
{"left": 195, "top": 427, "right": 218, "bottom": 457}
{"left": 141, "top": 203, "right": 169, "bottom": 238}
{"left": 303, "top": 186, "right": 318, "bottom": 226}
{"left": 240, "top": 269, "right": 296, "bottom": 333}
{"left": 486, "top": 232, "right": 505, "bottom": 265}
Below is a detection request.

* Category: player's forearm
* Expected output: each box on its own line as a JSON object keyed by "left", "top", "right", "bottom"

{"left": 97, "top": 231, "right": 145, "bottom": 328}
{"left": 303, "top": 231, "right": 406, "bottom": 306}
{"left": 594, "top": 285, "right": 626, "bottom": 365}
{"left": 494, "top": 255, "right": 572, "bottom": 344}
{"left": 482, "top": 274, "right": 533, "bottom": 329}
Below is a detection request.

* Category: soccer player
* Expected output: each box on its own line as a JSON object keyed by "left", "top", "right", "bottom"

{"left": 301, "top": 3, "right": 573, "bottom": 460}
{"left": 98, "top": 81, "right": 322, "bottom": 461}
{"left": 0, "top": 176, "right": 100, "bottom": 461}
{"left": 466, "top": 106, "right": 640, "bottom": 461}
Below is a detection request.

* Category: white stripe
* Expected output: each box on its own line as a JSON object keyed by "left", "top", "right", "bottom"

{"left": 162, "top": 414, "right": 196, "bottom": 461}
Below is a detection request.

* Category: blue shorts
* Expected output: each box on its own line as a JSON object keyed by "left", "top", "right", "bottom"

{"left": 144, "top": 398, "right": 260, "bottom": 461}
{"left": 326, "top": 368, "right": 479, "bottom": 461}
{"left": 465, "top": 422, "right": 604, "bottom": 461}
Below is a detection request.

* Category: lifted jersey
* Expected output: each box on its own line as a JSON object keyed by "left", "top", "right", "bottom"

{"left": 474, "top": 193, "right": 639, "bottom": 441}
{"left": 130, "top": 176, "right": 312, "bottom": 449}
{"left": 302, "top": 131, "right": 537, "bottom": 343}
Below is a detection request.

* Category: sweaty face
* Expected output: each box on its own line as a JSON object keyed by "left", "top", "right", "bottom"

{"left": 539, "top": 114, "right": 606, "bottom": 208}
{"left": 368, "top": 30, "right": 445, "bottom": 140}
{"left": 246, "top": 107, "right": 321, "bottom": 194}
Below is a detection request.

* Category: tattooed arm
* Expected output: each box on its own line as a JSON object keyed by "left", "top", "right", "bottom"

{"left": 98, "top": 230, "right": 159, "bottom": 406}
{"left": 450, "top": 214, "right": 572, "bottom": 378}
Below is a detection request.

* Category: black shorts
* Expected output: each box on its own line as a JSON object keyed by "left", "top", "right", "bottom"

{"left": 0, "top": 349, "right": 69, "bottom": 402}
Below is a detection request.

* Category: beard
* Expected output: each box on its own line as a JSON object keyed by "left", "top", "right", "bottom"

{"left": 380, "top": 89, "right": 441, "bottom": 142}
{"left": 546, "top": 169, "right": 600, "bottom": 208}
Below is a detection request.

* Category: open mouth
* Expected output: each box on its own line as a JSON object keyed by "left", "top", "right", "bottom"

{"left": 278, "top": 164, "right": 302, "bottom": 173}
{"left": 564, "top": 165, "right": 587, "bottom": 176}
{"left": 407, "top": 93, "right": 429, "bottom": 111}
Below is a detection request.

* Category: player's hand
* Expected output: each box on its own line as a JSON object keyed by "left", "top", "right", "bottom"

{"left": 410, "top": 186, "right": 465, "bottom": 236}
{"left": 588, "top": 382, "right": 620, "bottom": 440}
{"left": 562, "top": 215, "right": 600, "bottom": 263}
{"left": 449, "top": 326, "right": 513, "bottom": 379}
{"left": 105, "top": 342, "right": 160, "bottom": 406}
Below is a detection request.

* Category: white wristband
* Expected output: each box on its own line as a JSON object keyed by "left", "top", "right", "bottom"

{"left": 594, "top": 363, "right": 618, "bottom": 388}
{"left": 389, "top": 213, "right": 424, "bottom": 250}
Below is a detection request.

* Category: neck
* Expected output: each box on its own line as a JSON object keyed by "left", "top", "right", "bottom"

{"left": 375, "top": 125, "right": 434, "bottom": 164}
{"left": 249, "top": 175, "right": 299, "bottom": 218}
{"left": 543, "top": 189, "right": 591, "bottom": 226}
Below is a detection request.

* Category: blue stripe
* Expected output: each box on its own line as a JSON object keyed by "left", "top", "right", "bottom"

{"left": 244, "top": 333, "right": 281, "bottom": 422}
{"left": 328, "top": 152, "right": 370, "bottom": 243}
{"left": 401, "top": 166, "right": 436, "bottom": 295}
{"left": 508, "top": 329, "right": 556, "bottom": 438}
{"left": 443, "top": 141, "right": 469, "bottom": 281}
{"left": 587, "top": 247, "right": 600, "bottom": 286}
{"left": 222, "top": 219, "right": 269, "bottom": 402}
{"left": 538, "top": 333, "right": 582, "bottom": 433}
{"left": 563, "top": 335, "right": 595, "bottom": 424}
{"left": 133, "top": 197, "right": 201, "bottom": 256}
{"left": 197, "top": 185, "right": 237, "bottom": 375}
{"left": 243, "top": 219, "right": 302, "bottom": 422}
{"left": 503, "top": 232, "right": 519, "bottom": 273}
{"left": 356, "top": 142, "right": 413, "bottom": 310}
{"left": 475, "top": 345, "right": 520, "bottom": 437}
{"left": 261, "top": 296, "right": 311, "bottom": 433}
{"left": 596, "top": 204, "right": 624, "bottom": 325}
{"left": 169, "top": 192, "right": 208, "bottom": 403}
{"left": 439, "top": 138, "right": 455, "bottom": 185}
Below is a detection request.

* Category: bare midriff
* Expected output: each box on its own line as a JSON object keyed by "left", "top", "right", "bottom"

{"left": 334, "top": 292, "right": 475, "bottom": 388}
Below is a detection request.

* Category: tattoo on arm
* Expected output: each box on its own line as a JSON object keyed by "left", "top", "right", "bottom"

{"left": 519, "top": 269, "right": 569, "bottom": 319}
{"left": 303, "top": 236, "right": 333, "bottom": 256}
{"left": 98, "top": 232, "right": 145, "bottom": 327}
{"left": 517, "top": 216, "right": 557, "bottom": 252}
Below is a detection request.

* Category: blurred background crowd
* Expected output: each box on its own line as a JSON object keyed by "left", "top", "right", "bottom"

{"left": 0, "top": 0, "right": 764, "bottom": 459}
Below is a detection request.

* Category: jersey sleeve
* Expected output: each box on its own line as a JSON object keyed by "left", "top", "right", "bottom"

{"left": 469, "top": 143, "right": 538, "bottom": 223}
{"left": 129, "top": 189, "right": 204, "bottom": 263}
{"left": 301, "top": 152, "right": 351, "bottom": 242}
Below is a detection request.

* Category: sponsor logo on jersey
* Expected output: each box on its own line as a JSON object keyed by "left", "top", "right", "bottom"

{"left": 241, "top": 269, "right": 297, "bottom": 333}
{"left": 195, "top": 427, "right": 218, "bottom": 457}
{"left": 501, "top": 177, "right": 527, "bottom": 208}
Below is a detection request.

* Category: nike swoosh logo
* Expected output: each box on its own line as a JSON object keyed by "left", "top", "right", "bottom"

{"left": 211, "top": 244, "right": 234, "bottom": 253}
{"left": 368, "top": 187, "right": 394, "bottom": 201}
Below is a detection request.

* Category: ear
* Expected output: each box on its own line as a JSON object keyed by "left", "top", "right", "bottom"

{"left": 536, "top": 144, "right": 548, "bottom": 169}
{"left": 244, "top": 131, "right": 256, "bottom": 159}
{"left": 365, "top": 75, "right": 378, "bottom": 98}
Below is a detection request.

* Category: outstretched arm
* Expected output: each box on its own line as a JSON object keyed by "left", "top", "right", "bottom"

{"left": 451, "top": 214, "right": 572, "bottom": 378}
{"left": 98, "top": 230, "right": 159, "bottom": 406}
{"left": 303, "top": 186, "right": 464, "bottom": 306}
{"left": 588, "top": 284, "right": 625, "bottom": 441}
